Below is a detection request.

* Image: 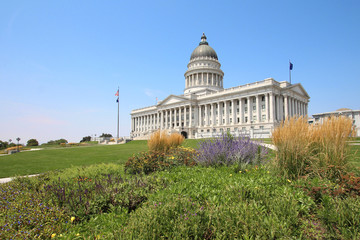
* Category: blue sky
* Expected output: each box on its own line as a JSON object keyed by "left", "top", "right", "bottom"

{"left": 1, "top": 0, "right": 359, "bottom": 144}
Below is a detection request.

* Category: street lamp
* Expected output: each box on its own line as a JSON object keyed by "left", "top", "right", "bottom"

{"left": 16, "top": 137, "right": 20, "bottom": 152}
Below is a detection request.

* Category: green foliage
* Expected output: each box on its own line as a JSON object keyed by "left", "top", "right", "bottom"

{"left": 120, "top": 166, "right": 316, "bottom": 239}
{"left": 99, "top": 133, "right": 112, "bottom": 138}
{"left": 26, "top": 138, "right": 39, "bottom": 146}
{"left": 125, "top": 146, "right": 197, "bottom": 175}
{"left": 44, "top": 138, "right": 68, "bottom": 146}
{"left": 80, "top": 136, "right": 91, "bottom": 142}
{"left": 0, "top": 140, "right": 9, "bottom": 150}
{"left": 0, "top": 180, "right": 69, "bottom": 239}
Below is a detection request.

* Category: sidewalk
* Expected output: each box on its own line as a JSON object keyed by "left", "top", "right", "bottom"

{"left": 0, "top": 174, "right": 40, "bottom": 184}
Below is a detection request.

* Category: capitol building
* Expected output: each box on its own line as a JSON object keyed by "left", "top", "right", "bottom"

{"left": 130, "top": 34, "right": 310, "bottom": 139}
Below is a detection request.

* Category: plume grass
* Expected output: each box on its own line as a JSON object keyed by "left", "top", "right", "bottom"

{"left": 272, "top": 115, "right": 355, "bottom": 179}
{"left": 147, "top": 130, "right": 184, "bottom": 152}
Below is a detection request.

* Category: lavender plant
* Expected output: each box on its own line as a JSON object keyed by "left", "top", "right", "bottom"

{"left": 196, "top": 133, "right": 268, "bottom": 167}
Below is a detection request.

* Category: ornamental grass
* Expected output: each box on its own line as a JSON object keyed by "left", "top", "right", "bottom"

{"left": 147, "top": 130, "right": 184, "bottom": 152}
{"left": 272, "top": 115, "right": 355, "bottom": 179}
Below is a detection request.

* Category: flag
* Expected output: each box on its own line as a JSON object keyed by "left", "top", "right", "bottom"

{"left": 289, "top": 62, "right": 293, "bottom": 70}
{"left": 116, "top": 98, "right": 119, "bottom": 103}
{"left": 156, "top": 97, "right": 158, "bottom": 102}
{"left": 115, "top": 90, "right": 119, "bottom": 96}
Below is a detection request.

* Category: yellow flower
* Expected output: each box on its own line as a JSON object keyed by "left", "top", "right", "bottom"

{"left": 239, "top": 171, "right": 242, "bottom": 173}
{"left": 267, "top": 171, "right": 270, "bottom": 174}
{"left": 76, "top": 233, "right": 80, "bottom": 236}
{"left": 229, "top": 174, "right": 232, "bottom": 177}
{"left": 287, "top": 179, "right": 291, "bottom": 183}
{"left": 60, "top": 234, "right": 63, "bottom": 237}
{"left": 71, "top": 216, "right": 75, "bottom": 223}
{"left": 51, "top": 233, "right": 56, "bottom": 238}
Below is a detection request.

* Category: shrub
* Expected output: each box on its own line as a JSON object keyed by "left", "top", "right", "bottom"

{"left": 147, "top": 130, "right": 184, "bottom": 152}
{"left": 125, "top": 147, "right": 197, "bottom": 175}
{"left": 195, "top": 133, "right": 267, "bottom": 167}
{"left": 272, "top": 116, "right": 355, "bottom": 180}
{"left": 0, "top": 180, "right": 69, "bottom": 240}
{"left": 27, "top": 139, "right": 39, "bottom": 146}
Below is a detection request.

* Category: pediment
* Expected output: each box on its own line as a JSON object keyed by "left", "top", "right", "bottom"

{"left": 158, "top": 94, "right": 189, "bottom": 106}
{"left": 289, "top": 84, "right": 310, "bottom": 99}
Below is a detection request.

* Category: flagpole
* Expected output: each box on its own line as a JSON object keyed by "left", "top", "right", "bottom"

{"left": 117, "top": 87, "right": 119, "bottom": 140}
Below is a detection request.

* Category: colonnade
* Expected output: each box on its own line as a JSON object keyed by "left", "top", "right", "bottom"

{"left": 186, "top": 72, "right": 223, "bottom": 88}
{"left": 131, "top": 93, "right": 308, "bottom": 133}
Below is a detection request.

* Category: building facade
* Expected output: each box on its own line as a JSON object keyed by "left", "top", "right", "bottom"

{"left": 311, "top": 108, "right": 360, "bottom": 136}
{"left": 130, "top": 34, "right": 310, "bottom": 139}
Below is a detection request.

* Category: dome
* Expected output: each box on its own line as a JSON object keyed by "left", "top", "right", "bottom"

{"left": 190, "top": 33, "right": 218, "bottom": 60}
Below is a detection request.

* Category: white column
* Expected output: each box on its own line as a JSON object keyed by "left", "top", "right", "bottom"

{"left": 284, "top": 95, "right": 288, "bottom": 119}
{"left": 183, "top": 106, "right": 187, "bottom": 127}
{"left": 218, "top": 102, "right": 222, "bottom": 126}
{"left": 199, "top": 105, "right": 202, "bottom": 127}
{"left": 204, "top": 104, "right": 208, "bottom": 126}
{"left": 212, "top": 103, "right": 215, "bottom": 127}
{"left": 232, "top": 99, "right": 236, "bottom": 125}
{"left": 265, "top": 94, "right": 269, "bottom": 122}
{"left": 269, "top": 93, "right": 274, "bottom": 122}
{"left": 175, "top": 108, "right": 178, "bottom": 127}
{"left": 279, "top": 96, "right": 284, "bottom": 121}
{"left": 239, "top": 98, "right": 243, "bottom": 124}
{"left": 189, "top": 105, "right": 193, "bottom": 127}
{"left": 256, "top": 95, "right": 260, "bottom": 123}
{"left": 276, "top": 95, "right": 281, "bottom": 121}
{"left": 170, "top": 110, "right": 173, "bottom": 129}
{"left": 247, "top": 97, "right": 251, "bottom": 123}
{"left": 195, "top": 105, "right": 199, "bottom": 127}
{"left": 224, "top": 101, "right": 229, "bottom": 124}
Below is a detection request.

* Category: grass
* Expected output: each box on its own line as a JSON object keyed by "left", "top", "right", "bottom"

{"left": 0, "top": 141, "right": 148, "bottom": 178}
{"left": 272, "top": 116, "right": 355, "bottom": 179}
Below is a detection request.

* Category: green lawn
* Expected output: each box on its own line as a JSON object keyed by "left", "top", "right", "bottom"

{"left": 0, "top": 141, "right": 148, "bottom": 178}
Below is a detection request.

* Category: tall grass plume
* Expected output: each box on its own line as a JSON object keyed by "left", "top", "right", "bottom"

{"left": 147, "top": 130, "right": 184, "bottom": 152}
{"left": 272, "top": 116, "right": 355, "bottom": 179}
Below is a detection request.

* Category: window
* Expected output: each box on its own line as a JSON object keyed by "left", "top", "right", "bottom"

{"left": 245, "top": 107, "right": 248, "bottom": 113}
{"left": 242, "top": 127, "right": 246, "bottom": 131}
{"left": 207, "top": 129, "right": 210, "bottom": 132}
{"left": 262, "top": 96, "right": 265, "bottom": 101}
{"left": 262, "top": 115, "right": 266, "bottom": 121}
{"left": 223, "top": 119, "right": 225, "bottom": 124}
{"left": 237, "top": 117, "right": 240, "bottom": 123}
{"left": 213, "top": 128, "right": 216, "bottom": 132}
{"left": 237, "top": 100, "right": 239, "bottom": 105}
{"left": 253, "top": 98, "right": 256, "bottom": 103}
{"left": 253, "top": 116, "right": 257, "bottom": 121}
{"left": 230, "top": 118, "right": 232, "bottom": 123}
{"left": 253, "top": 106, "right": 256, "bottom": 110}
{"left": 237, "top": 108, "right": 239, "bottom": 113}
{"left": 245, "top": 99, "right": 248, "bottom": 104}
{"left": 260, "top": 126, "right": 264, "bottom": 130}
{"left": 229, "top": 102, "right": 232, "bottom": 107}
{"left": 245, "top": 117, "right": 248, "bottom": 123}
{"left": 262, "top": 105, "right": 265, "bottom": 112}
{"left": 229, "top": 109, "right": 232, "bottom": 114}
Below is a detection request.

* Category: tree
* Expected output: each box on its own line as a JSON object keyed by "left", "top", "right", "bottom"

{"left": 45, "top": 139, "right": 68, "bottom": 145}
{"left": 27, "top": 139, "right": 39, "bottom": 146}
{"left": 100, "top": 133, "right": 113, "bottom": 138}
{"left": 0, "top": 140, "right": 9, "bottom": 150}
{"left": 80, "top": 136, "right": 91, "bottom": 143}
